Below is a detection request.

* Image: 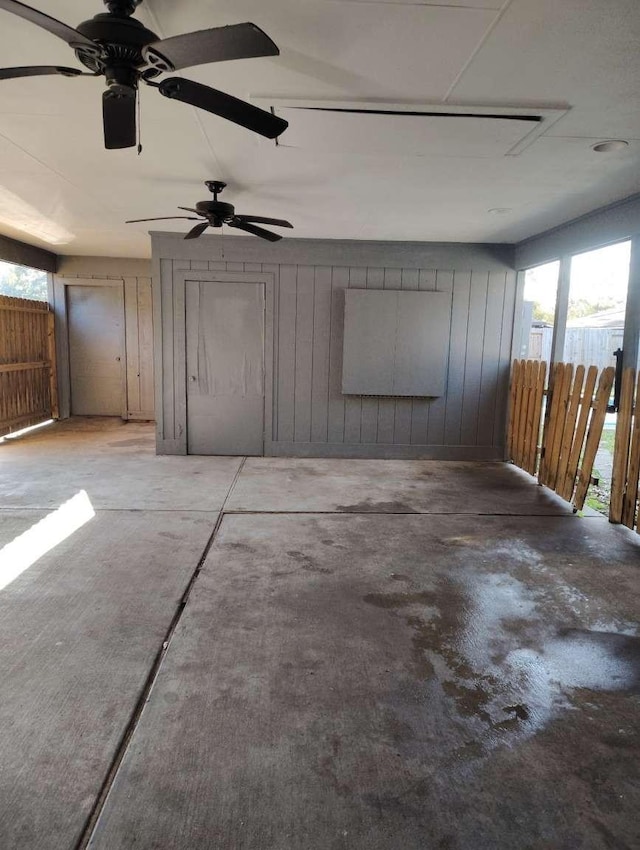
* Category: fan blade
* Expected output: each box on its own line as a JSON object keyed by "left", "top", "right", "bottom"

{"left": 103, "top": 90, "right": 136, "bottom": 150}
{"left": 126, "top": 216, "right": 201, "bottom": 223}
{"left": 235, "top": 215, "right": 293, "bottom": 229}
{"left": 177, "top": 206, "right": 203, "bottom": 215}
{"left": 143, "top": 22, "right": 278, "bottom": 73}
{"left": 228, "top": 220, "right": 282, "bottom": 242}
{"left": 158, "top": 78, "right": 287, "bottom": 139}
{"left": 0, "top": 0, "right": 95, "bottom": 47}
{"left": 0, "top": 65, "right": 85, "bottom": 80}
{"left": 185, "top": 222, "right": 210, "bottom": 240}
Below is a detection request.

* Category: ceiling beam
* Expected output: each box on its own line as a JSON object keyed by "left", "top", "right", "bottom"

{"left": 0, "top": 234, "right": 57, "bottom": 273}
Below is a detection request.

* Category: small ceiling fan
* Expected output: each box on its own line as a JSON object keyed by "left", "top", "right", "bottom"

{"left": 0, "top": 0, "right": 288, "bottom": 148}
{"left": 126, "top": 180, "right": 294, "bottom": 241}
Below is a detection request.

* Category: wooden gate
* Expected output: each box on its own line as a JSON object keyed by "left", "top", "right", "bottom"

{"left": 609, "top": 367, "right": 640, "bottom": 531}
{"left": 507, "top": 359, "right": 614, "bottom": 510}
{"left": 0, "top": 295, "right": 58, "bottom": 437}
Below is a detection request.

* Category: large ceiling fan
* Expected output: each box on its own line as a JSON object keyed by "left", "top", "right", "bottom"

{"left": 126, "top": 180, "right": 294, "bottom": 241}
{"left": 0, "top": 0, "right": 288, "bottom": 148}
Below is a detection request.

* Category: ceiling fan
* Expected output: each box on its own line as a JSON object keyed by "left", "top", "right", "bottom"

{"left": 0, "top": 0, "right": 288, "bottom": 149}
{"left": 126, "top": 180, "right": 294, "bottom": 241}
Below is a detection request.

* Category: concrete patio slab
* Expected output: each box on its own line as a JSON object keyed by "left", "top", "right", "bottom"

{"left": 0, "top": 510, "right": 47, "bottom": 548}
{"left": 0, "top": 419, "right": 242, "bottom": 511}
{"left": 87, "top": 512, "right": 640, "bottom": 850}
{"left": 0, "top": 507, "right": 217, "bottom": 850}
{"left": 227, "top": 457, "right": 579, "bottom": 515}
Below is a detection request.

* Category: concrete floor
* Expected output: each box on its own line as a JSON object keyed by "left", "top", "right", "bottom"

{"left": 0, "top": 419, "right": 639, "bottom": 849}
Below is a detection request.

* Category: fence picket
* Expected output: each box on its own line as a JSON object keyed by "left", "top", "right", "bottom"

{"left": 610, "top": 368, "right": 635, "bottom": 523}
{"left": 620, "top": 372, "right": 640, "bottom": 529}
{"left": 547, "top": 364, "right": 573, "bottom": 490}
{"left": 573, "top": 367, "right": 615, "bottom": 510}
{"left": 506, "top": 359, "right": 521, "bottom": 462}
{"left": 516, "top": 360, "right": 533, "bottom": 469}
{"left": 526, "top": 360, "right": 546, "bottom": 474}
{"left": 560, "top": 365, "right": 598, "bottom": 501}
{"left": 556, "top": 365, "right": 585, "bottom": 498}
{"left": 538, "top": 363, "right": 561, "bottom": 484}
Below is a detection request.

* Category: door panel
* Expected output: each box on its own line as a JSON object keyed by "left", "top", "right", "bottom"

{"left": 68, "top": 285, "right": 125, "bottom": 416}
{"left": 186, "top": 281, "right": 265, "bottom": 455}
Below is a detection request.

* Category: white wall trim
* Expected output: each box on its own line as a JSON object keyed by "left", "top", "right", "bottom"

{"left": 57, "top": 256, "right": 151, "bottom": 278}
{"left": 151, "top": 232, "right": 515, "bottom": 272}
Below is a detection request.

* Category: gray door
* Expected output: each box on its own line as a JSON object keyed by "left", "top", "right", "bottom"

{"left": 68, "top": 285, "right": 125, "bottom": 416}
{"left": 186, "top": 280, "right": 265, "bottom": 455}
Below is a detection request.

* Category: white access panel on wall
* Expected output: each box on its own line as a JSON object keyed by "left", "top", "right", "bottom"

{"left": 342, "top": 289, "right": 452, "bottom": 396}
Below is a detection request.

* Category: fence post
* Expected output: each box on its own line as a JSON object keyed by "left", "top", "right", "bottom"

{"left": 47, "top": 310, "right": 59, "bottom": 419}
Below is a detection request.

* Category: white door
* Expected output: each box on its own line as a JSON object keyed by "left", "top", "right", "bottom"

{"left": 68, "top": 285, "right": 125, "bottom": 416}
{"left": 186, "top": 280, "right": 265, "bottom": 455}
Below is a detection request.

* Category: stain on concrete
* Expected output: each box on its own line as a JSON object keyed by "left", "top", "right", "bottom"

{"left": 589, "top": 818, "right": 634, "bottom": 850}
{"left": 225, "top": 542, "right": 256, "bottom": 554}
{"left": 441, "top": 679, "right": 494, "bottom": 723}
{"left": 363, "top": 590, "right": 439, "bottom": 610}
{"left": 108, "top": 438, "right": 153, "bottom": 448}
{"left": 503, "top": 703, "right": 530, "bottom": 721}
{"left": 287, "top": 550, "right": 334, "bottom": 575}
{"left": 337, "top": 501, "right": 419, "bottom": 513}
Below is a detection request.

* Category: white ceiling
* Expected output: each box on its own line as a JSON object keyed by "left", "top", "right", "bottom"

{"left": 0, "top": 0, "right": 639, "bottom": 257}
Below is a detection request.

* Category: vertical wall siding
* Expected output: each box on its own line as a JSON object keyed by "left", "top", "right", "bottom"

{"left": 124, "top": 276, "right": 154, "bottom": 419}
{"left": 152, "top": 239, "right": 516, "bottom": 459}
{"left": 272, "top": 263, "right": 513, "bottom": 451}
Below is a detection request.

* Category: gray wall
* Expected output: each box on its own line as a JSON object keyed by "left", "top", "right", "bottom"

{"left": 53, "top": 256, "right": 154, "bottom": 420}
{"left": 516, "top": 192, "right": 640, "bottom": 270}
{"left": 152, "top": 234, "right": 517, "bottom": 460}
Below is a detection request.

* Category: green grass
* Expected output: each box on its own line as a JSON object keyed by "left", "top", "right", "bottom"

{"left": 599, "top": 428, "right": 616, "bottom": 454}
{"left": 585, "top": 459, "right": 611, "bottom": 516}
{"left": 586, "top": 490, "right": 609, "bottom": 515}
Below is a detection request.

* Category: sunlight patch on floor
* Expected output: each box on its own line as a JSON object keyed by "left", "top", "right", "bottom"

{"left": 0, "top": 490, "right": 95, "bottom": 591}
{"left": 0, "top": 419, "right": 54, "bottom": 444}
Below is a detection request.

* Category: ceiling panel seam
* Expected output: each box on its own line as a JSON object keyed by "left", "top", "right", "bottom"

{"left": 0, "top": 128, "right": 114, "bottom": 216}
{"left": 443, "top": 0, "right": 515, "bottom": 102}
{"left": 141, "top": 0, "right": 227, "bottom": 176}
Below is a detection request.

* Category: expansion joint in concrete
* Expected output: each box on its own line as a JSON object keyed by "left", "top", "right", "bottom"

{"left": 75, "top": 457, "right": 248, "bottom": 849}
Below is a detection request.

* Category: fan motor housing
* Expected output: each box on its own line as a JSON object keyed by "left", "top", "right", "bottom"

{"left": 196, "top": 201, "right": 235, "bottom": 218}
{"left": 75, "top": 13, "right": 159, "bottom": 73}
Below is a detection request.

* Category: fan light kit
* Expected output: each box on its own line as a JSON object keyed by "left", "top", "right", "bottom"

{"left": 126, "top": 181, "right": 294, "bottom": 242}
{"left": 0, "top": 0, "right": 288, "bottom": 149}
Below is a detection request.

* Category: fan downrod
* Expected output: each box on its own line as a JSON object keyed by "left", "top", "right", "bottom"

{"left": 205, "top": 181, "right": 227, "bottom": 200}
{"left": 103, "top": 0, "right": 142, "bottom": 17}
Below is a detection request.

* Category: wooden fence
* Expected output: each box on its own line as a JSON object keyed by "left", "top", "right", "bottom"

{"left": 507, "top": 359, "right": 614, "bottom": 510}
{"left": 610, "top": 367, "right": 640, "bottom": 531}
{"left": 0, "top": 294, "right": 58, "bottom": 437}
{"left": 528, "top": 326, "right": 623, "bottom": 373}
